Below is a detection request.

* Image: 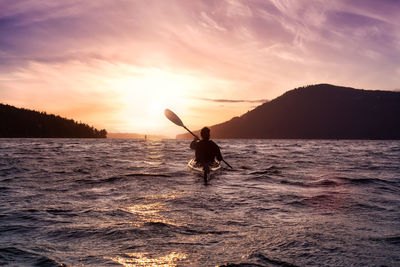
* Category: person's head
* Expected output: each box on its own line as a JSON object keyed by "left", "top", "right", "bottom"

{"left": 200, "top": 127, "right": 210, "bottom": 140}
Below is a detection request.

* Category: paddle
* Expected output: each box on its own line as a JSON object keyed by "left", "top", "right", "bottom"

{"left": 164, "top": 109, "right": 199, "bottom": 139}
{"left": 164, "top": 109, "right": 233, "bottom": 169}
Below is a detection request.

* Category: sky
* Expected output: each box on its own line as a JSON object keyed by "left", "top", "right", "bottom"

{"left": 1, "top": 0, "right": 399, "bottom": 137}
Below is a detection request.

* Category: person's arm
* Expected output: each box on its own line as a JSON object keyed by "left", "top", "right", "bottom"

{"left": 213, "top": 142, "right": 223, "bottom": 161}
{"left": 190, "top": 137, "right": 199, "bottom": 150}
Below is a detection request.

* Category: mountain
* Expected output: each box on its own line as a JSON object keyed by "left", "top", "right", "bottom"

{"left": 0, "top": 103, "right": 107, "bottom": 138}
{"left": 177, "top": 84, "right": 400, "bottom": 139}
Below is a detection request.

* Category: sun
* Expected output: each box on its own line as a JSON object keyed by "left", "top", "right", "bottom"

{"left": 148, "top": 101, "right": 165, "bottom": 118}
{"left": 104, "top": 65, "right": 213, "bottom": 134}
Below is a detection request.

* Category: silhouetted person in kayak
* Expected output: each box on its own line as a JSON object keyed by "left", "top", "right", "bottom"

{"left": 190, "top": 127, "right": 223, "bottom": 166}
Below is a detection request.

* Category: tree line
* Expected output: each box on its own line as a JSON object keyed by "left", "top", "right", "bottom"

{"left": 0, "top": 103, "right": 107, "bottom": 138}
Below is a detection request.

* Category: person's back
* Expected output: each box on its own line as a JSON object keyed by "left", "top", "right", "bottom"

{"left": 191, "top": 139, "right": 222, "bottom": 163}
{"left": 190, "top": 127, "right": 222, "bottom": 164}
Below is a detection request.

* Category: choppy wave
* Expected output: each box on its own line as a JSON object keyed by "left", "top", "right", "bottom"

{"left": 0, "top": 247, "right": 65, "bottom": 266}
{"left": 0, "top": 139, "right": 399, "bottom": 266}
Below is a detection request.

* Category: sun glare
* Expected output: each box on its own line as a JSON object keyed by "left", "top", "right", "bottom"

{"left": 148, "top": 102, "right": 164, "bottom": 118}
{"left": 104, "top": 66, "right": 205, "bottom": 134}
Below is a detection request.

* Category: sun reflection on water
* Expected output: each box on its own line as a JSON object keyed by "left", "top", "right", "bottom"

{"left": 107, "top": 252, "right": 187, "bottom": 266}
{"left": 123, "top": 194, "right": 182, "bottom": 227}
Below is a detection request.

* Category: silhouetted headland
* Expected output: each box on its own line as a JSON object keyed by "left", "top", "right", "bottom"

{"left": 177, "top": 84, "right": 400, "bottom": 139}
{"left": 0, "top": 103, "right": 107, "bottom": 138}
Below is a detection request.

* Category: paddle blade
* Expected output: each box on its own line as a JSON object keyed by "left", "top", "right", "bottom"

{"left": 164, "top": 109, "right": 184, "bottom": 127}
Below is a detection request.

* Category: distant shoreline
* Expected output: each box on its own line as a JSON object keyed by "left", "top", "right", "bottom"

{"left": 107, "top": 133, "right": 169, "bottom": 140}
{"left": 2, "top": 137, "right": 397, "bottom": 141}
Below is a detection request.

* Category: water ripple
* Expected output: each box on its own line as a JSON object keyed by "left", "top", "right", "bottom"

{"left": 0, "top": 139, "right": 399, "bottom": 266}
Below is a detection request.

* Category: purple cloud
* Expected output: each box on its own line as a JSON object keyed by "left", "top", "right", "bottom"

{"left": 1, "top": 0, "right": 399, "bottom": 91}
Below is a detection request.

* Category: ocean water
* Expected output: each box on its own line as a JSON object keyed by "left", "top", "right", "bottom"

{"left": 0, "top": 139, "right": 399, "bottom": 267}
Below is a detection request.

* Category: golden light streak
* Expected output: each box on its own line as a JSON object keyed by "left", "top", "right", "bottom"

{"left": 123, "top": 193, "right": 182, "bottom": 227}
{"left": 107, "top": 252, "right": 187, "bottom": 267}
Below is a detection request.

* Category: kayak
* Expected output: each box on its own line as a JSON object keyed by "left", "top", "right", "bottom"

{"left": 187, "top": 158, "right": 222, "bottom": 172}
{"left": 187, "top": 158, "right": 221, "bottom": 184}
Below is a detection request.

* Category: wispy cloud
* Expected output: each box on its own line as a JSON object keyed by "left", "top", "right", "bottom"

{"left": 194, "top": 97, "right": 268, "bottom": 104}
{"left": 1, "top": 0, "right": 399, "bottom": 135}
{"left": 1, "top": 0, "right": 399, "bottom": 79}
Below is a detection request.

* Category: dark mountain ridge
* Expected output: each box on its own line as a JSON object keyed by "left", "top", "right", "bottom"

{"left": 177, "top": 84, "right": 400, "bottom": 139}
{"left": 0, "top": 103, "right": 107, "bottom": 138}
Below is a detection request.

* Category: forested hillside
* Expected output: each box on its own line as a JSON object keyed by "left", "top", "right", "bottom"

{"left": 177, "top": 84, "right": 400, "bottom": 139}
{"left": 0, "top": 104, "right": 107, "bottom": 138}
